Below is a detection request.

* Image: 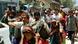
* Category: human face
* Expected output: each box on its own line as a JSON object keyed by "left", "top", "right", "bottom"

{"left": 24, "top": 32, "right": 33, "bottom": 40}
{"left": 23, "top": 27, "right": 33, "bottom": 40}
{"left": 21, "top": 13, "right": 26, "bottom": 17}
{"left": 21, "top": 12, "right": 29, "bottom": 23}
{"left": 22, "top": 16, "right": 29, "bottom": 23}
{"left": 51, "top": 21, "right": 56, "bottom": 27}
{"left": 34, "top": 16, "right": 40, "bottom": 21}
{"left": 69, "top": 12, "right": 73, "bottom": 16}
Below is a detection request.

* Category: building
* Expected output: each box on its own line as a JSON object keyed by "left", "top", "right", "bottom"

{"left": 19, "top": 0, "right": 32, "bottom": 4}
{"left": 0, "top": 0, "right": 19, "bottom": 20}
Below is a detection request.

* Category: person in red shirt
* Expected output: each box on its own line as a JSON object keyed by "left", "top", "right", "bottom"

{"left": 20, "top": 26, "right": 35, "bottom": 44}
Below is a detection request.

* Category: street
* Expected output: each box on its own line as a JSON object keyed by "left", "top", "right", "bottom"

{"left": 66, "top": 34, "right": 78, "bottom": 44}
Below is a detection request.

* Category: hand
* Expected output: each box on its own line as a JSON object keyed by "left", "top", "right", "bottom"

{"left": 35, "top": 33, "right": 40, "bottom": 39}
{"left": 35, "top": 33, "right": 40, "bottom": 44}
{"left": 36, "top": 33, "right": 40, "bottom": 37}
{"left": 21, "top": 34, "right": 24, "bottom": 39}
{"left": 50, "top": 32, "right": 53, "bottom": 36}
{"left": 4, "top": 13, "right": 7, "bottom": 17}
{"left": 8, "top": 22, "right": 16, "bottom": 26}
{"left": 20, "top": 34, "right": 24, "bottom": 44}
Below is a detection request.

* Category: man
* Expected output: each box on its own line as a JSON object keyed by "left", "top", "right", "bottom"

{"left": 8, "top": 11, "right": 30, "bottom": 44}
{"left": 66, "top": 10, "right": 77, "bottom": 44}
{"left": 31, "top": 12, "right": 50, "bottom": 33}
{"left": 31, "top": 12, "right": 50, "bottom": 44}
{"left": 45, "top": 9, "right": 52, "bottom": 28}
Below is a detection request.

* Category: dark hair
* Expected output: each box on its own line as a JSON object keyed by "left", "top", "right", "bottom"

{"left": 17, "top": 11, "right": 24, "bottom": 16}
{"left": 68, "top": 10, "right": 73, "bottom": 13}
{"left": 7, "top": 11, "right": 16, "bottom": 17}
{"left": 17, "top": 11, "right": 29, "bottom": 19}
{"left": 34, "top": 12, "right": 40, "bottom": 17}
{"left": 23, "top": 26, "right": 35, "bottom": 35}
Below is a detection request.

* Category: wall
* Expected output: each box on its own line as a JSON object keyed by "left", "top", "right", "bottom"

{"left": 0, "top": 0, "right": 11, "bottom": 2}
{"left": 0, "top": 0, "right": 19, "bottom": 3}
{"left": 11, "top": 0, "right": 19, "bottom": 3}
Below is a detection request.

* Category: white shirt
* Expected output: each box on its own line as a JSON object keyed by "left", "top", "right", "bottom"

{"left": 0, "top": 22, "right": 11, "bottom": 44}
{"left": 51, "top": 13, "right": 60, "bottom": 21}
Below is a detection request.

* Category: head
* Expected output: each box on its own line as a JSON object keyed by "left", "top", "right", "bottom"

{"left": 54, "top": 9, "right": 59, "bottom": 15}
{"left": 21, "top": 12, "right": 27, "bottom": 17}
{"left": 22, "top": 14, "right": 29, "bottom": 23}
{"left": 16, "top": 16, "right": 22, "bottom": 21}
{"left": 47, "top": 10, "right": 51, "bottom": 15}
{"left": 68, "top": 10, "right": 74, "bottom": 16}
{"left": 23, "top": 26, "right": 34, "bottom": 40}
{"left": 17, "top": 11, "right": 26, "bottom": 17}
{"left": 60, "top": 10, "right": 66, "bottom": 17}
{"left": 51, "top": 20, "right": 56, "bottom": 27}
{"left": 34, "top": 12, "right": 40, "bottom": 21}
{"left": 17, "top": 11, "right": 29, "bottom": 23}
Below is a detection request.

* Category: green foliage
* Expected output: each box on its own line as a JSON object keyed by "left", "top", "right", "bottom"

{"left": 60, "top": 0, "right": 75, "bottom": 8}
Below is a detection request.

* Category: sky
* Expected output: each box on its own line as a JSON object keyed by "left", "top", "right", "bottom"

{"left": 75, "top": 0, "right": 78, "bottom": 6}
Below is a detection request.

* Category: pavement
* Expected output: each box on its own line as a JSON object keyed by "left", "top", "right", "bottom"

{"left": 66, "top": 34, "right": 78, "bottom": 44}
{"left": 66, "top": 38, "right": 78, "bottom": 44}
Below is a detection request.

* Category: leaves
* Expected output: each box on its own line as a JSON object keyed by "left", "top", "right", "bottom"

{"left": 60, "top": 0, "right": 75, "bottom": 8}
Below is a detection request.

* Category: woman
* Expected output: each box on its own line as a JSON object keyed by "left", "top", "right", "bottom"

{"left": 20, "top": 26, "right": 35, "bottom": 44}
{"left": 59, "top": 10, "right": 67, "bottom": 44}
{"left": 50, "top": 20, "right": 60, "bottom": 44}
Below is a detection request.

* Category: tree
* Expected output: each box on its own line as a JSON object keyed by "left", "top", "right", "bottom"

{"left": 60, "top": 0, "right": 75, "bottom": 8}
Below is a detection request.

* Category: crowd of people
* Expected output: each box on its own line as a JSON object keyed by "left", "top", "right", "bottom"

{"left": 1, "top": 7, "right": 78, "bottom": 44}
